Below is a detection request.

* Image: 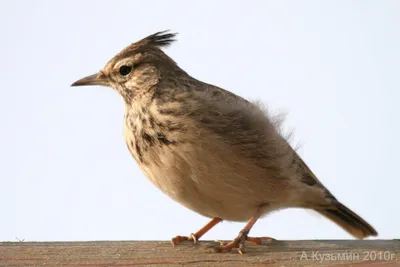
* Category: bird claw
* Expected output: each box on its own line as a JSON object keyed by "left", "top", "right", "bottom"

{"left": 214, "top": 234, "right": 275, "bottom": 254}
{"left": 213, "top": 240, "right": 243, "bottom": 254}
{"left": 238, "top": 242, "right": 245, "bottom": 255}
{"left": 171, "top": 233, "right": 197, "bottom": 247}
{"left": 214, "top": 231, "right": 247, "bottom": 254}
{"left": 190, "top": 233, "right": 197, "bottom": 244}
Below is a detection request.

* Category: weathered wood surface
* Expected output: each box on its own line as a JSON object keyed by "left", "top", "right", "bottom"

{"left": 1, "top": 240, "right": 399, "bottom": 266}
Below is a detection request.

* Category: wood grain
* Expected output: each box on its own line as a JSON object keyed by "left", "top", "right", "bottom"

{"left": 1, "top": 240, "right": 399, "bottom": 266}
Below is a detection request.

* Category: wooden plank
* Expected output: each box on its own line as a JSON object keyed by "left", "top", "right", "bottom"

{"left": 1, "top": 240, "right": 399, "bottom": 266}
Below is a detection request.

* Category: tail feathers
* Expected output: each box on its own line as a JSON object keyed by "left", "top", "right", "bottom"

{"left": 317, "top": 202, "right": 377, "bottom": 239}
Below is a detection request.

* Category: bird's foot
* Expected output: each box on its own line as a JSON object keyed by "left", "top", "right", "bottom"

{"left": 214, "top": 230, "right": 248, "bottom": 255}
{"left": 214, "top": 231, "right": 275, "bottom": 255}
{"left": 171, "top": 233, "right": 198, "bottom": 247}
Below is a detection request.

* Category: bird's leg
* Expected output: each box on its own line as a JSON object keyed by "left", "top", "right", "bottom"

{"left": 171, "top": 217, "right": 222, "bottom": 246}
{"left": 215, "top": 215, "right": 274, "bottom": 254}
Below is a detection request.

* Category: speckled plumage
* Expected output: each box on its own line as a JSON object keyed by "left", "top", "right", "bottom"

{"left": 72, "top": 31, "right": 377, "bottom": 253}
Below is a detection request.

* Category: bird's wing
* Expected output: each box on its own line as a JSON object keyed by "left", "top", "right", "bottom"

{"left": 191, "top": 82, "right": 333, "bottom": 195}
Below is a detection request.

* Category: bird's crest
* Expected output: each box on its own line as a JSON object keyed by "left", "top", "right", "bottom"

{"left": 115, "top": 30, "right": 178, "bottom": 59}
{"left": 137, "top": 30, "right": 178, "bottom": 48}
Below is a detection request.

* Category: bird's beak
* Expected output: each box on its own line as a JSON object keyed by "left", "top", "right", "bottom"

{"left": 71, "top": 72, "right": 109, "bottom": 87}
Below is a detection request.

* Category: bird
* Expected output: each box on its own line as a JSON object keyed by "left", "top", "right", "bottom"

{"left": 71, "top": 30, "right": 377, "bottom": 254}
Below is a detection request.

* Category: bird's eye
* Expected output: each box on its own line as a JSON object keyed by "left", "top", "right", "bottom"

{"left": 119, "top": 65, "right": 132, "bottom": 76}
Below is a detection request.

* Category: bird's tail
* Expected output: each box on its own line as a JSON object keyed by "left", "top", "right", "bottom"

{"left": 316, "top": 201, "right": 377, "bottom": 239}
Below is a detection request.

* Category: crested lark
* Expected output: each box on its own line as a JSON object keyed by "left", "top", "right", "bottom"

{"left": 72, "top": 31, "right": 377, "bottom": 254}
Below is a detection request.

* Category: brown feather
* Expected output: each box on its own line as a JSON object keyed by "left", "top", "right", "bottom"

{"left": 317, "top": 202, "right": 378, "bottom": 238}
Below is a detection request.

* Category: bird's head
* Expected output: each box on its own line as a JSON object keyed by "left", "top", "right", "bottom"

{"left": 71, "top": 30, "right": 181, "bottom": 103}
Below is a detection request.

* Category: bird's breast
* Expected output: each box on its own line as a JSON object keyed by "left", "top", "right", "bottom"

{"left": 123, "top": 106, "right": 191, "bottom": 193}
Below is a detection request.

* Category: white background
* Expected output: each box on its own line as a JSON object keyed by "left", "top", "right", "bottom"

{"left": 1, "top": 1, "right": 398, "bottom": 242}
